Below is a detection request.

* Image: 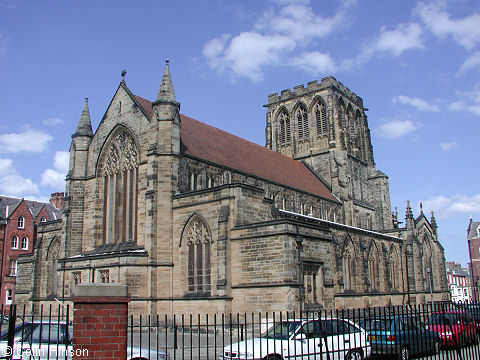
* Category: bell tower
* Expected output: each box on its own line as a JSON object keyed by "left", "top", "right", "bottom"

{"left": 265, "top": 77, "right": 392, "bottom": 231}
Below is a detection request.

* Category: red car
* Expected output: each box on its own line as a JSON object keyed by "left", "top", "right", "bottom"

{"left": 425, "top": 310, "right": 478, "bottom": 347}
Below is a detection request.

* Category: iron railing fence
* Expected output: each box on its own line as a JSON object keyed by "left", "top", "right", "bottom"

{"left": 1, "top": 302, "right": 480, "bottom": 359}
{"left": 129, "top": 302, "right": 480, "bottom": 360}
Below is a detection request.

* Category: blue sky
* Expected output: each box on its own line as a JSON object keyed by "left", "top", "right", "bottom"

{"left": 0, "top": 0, "right": 479, "bottom": 266}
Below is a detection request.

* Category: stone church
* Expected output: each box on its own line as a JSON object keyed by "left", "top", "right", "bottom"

{"left": 16, "top": 61, "right": 449, "bottom": 315}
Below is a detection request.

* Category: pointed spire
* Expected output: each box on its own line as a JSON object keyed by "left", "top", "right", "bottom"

{"left": 154, "top": 59, "right": 177, "bottom": 104}
{"left": 405, "top": 200, "right": 413, "bottom": 220}
{"left": 419, "top": 202, "right": 423, "bottom": 215}
{"left": 74, "top": 98, "right": 93, "bottom": 137}
{"left": 430, "top": 210, "right": 438, "bottom": 231}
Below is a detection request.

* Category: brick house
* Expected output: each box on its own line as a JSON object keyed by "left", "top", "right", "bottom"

{"left": 0, "top": 195, "right": 63, "bottom": 311}
{"left": 15, "top": 61, "right": 449, "bottom": 316}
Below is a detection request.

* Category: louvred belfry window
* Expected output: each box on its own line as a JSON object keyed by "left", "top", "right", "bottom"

{"left": 315, "top": 102, "right": 328, "bottom": 136}
{"left": 279, "top": 111, "right": 291, "bottom": 144}
{"left": 102, "top": 131, "right": 138, "bottom": 244}
{"left": 297, "top": 107, "right": 309, "bottom": 139}
{"left": 183, "top": 215, "right": 212, "bottom": 294}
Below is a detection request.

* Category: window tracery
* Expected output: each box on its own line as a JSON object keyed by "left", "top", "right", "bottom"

{"left": 102, "top": 131, "right": 138, "bottom": 244}
{"left": 183, "top": 215, "right": 212, "bottom": 294}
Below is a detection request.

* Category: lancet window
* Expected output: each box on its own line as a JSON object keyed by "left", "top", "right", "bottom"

{"left": 102, "top": 131, "right": 138, "bottom": 244}
{"left": 183, "top": 215, "right": 212, "bottom": 294}
{"left": 343, "top": 243, "right": 354, "bottom": 290}
{"left": 315, "top": 101, "right": 328, "bottom": 136}
{"left": 296, "top": 106, "right": 309, "bottom": 140}
{"left": 278, "top": 110, "right": 291, "bottom": 144}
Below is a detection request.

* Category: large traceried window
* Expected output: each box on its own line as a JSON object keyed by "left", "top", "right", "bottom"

{"left": 314, "top": 101, "right": 328, "bottom": 136}
{"left": 278, "top": 110, "right": 291, "bottom": 144}
{"left": 296, "top": 106, "right": 309, "bottom": 140}
{"left": 182, "top": 215, "right": 212, "bottom": 295}
{"left": 102, "top": 131, "right": 138, "bottom": 244}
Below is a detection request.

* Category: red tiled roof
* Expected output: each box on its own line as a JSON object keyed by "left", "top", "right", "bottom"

{"left": 135, "top": 96, "right": 337, "bottom": 201}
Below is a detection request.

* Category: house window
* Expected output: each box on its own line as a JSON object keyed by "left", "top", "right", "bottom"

{"left": 100, "top": 270, "right": 109, "bottom": 283}
{"left": 21, "top": 237, "right": 28, "bottom": 250}
{"left": 183, "top": 215, "right": 212, "bottom": 294}
{"left": 40, "top": 217, "right": 47, "bottom": 222}
{"left": 9, "top": 259, "right": 17, "bottom": 276}
{"left": 102, "top": 131, "right": 138, "bottom": 244}
{"left": 17, "top": 216, "right": 24, "bottom": 229}
{"left": 5, "top": 289, "right": 12, "bottom": 305}
{"left": 11, "top": 236, "right": 18, "bottom": 249}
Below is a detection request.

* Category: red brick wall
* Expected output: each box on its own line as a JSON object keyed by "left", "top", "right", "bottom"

{"left": 73, "top": 297, "right": 129, "bottom": 359}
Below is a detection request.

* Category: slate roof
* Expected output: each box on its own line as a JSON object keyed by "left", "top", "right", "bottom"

{"left": 135, "top": 95, "right": 337, "bottom": 202}
{"left": 468, "top": 221, "right": 480, "bottom": 238}
{"left": 0, "top": 196, "right": 62, "bottom": 222}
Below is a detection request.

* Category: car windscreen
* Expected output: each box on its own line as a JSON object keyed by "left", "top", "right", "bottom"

{"left": 426, "top": 313, "right": 460, "bottom": 325}
{"left": 0, "top": 323, "right": 34, "bottom": 342}
{"left": 261, "top": 321, "right": 302, "bottom": 340}
{"left": 360, "top": 319, "right": 392, "bottom": 331}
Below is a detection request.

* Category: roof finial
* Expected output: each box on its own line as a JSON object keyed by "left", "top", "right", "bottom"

{"left": 419, "top": 202, "right": 423, "bottom": 215}
{"left": 121, "top": 69, "right": 127, "bottom": 84}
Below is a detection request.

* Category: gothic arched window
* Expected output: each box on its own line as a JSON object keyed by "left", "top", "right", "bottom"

{"left": 278, "top": 110, "right": 291, "bottom": 144}
{"left": 389, "top": 248, "right": 399, "bottom": 290}
{"left": 46, "top": 239, "right": 60, "bottom": 298}
{"left": 102, "top": 131, "right": 138, "bottom": 244}
{"left": 338, "top": 101, "right": 347, "bottom": 128}
{"left": 343, "top": 243, "right": 354, "bottom": 290}
{"left": 368, "top": 244, "right": 378, "bottom": 290}
{"left": 315, "top": 101, "right": 328, "bottom": 136}
{"left": 347, "top": 107, "right": 355, "bottom": 137}
{"left": 182, "top": 215, "right": 212, "bottom": 294}
{"left": 296, "top": 106, "right": 309, "bottom": 140}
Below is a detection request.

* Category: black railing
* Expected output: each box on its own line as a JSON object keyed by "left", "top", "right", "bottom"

{"left": 128, "top": 302, "right": 480, "bottom": 359}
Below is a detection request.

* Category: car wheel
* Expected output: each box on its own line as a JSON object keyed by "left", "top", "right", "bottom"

{"left": 432, "top": 339, "right": 441, "bottom": 355}
{"left": 345, "top": 349, "right": 363, "bottom": 360}
{"left": 397, "top": 346, "right": 409, "bottom": 360}
{"left": 263, "top": 355, "right": 283, "bottom": 360}
{"left": 474, "top": 332, "right": 480, "bottom": 345}
{"left": 457, "top": 334, "right": 465, "bottom": 348}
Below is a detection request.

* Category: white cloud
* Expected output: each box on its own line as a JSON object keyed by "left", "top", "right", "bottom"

{"left": 202, "top": 1, "right": 355, "bottom": 81}
{"left": 40, "top": 151, "right": 69, "bottom": 190}
{"left": 374, "top": 23, "right": 424, "bottom": 56}
{"left": 377, "top": 119, "right": 417, "bottom": 139}
{"left": 421, "top": 194, "right": 480, "bottom": 221}
{"left": 42, "top": 117, "right": 64, "bottom": 126}
{"left": 415, "top": 1, "right": 480, "bottom": 50}
{"left": 449, "top": 87, "right": 480, "bottom": 116}
{"left": 291, "top": 51, "right": 338, "bottom": 74}
{"left": 440, "top": 141, "right": 458, "bottom": 151}
{"left": 0, "top": 129, "right": 53, "bottom": 154}
{"left": 458, "top": 51, "right": 480, "bottom": 75}
{"left": 392, "top": 95, "right": 439, "bottom": 112}
{"left": 0, "top": 156, "right": 39, "bottom": 198}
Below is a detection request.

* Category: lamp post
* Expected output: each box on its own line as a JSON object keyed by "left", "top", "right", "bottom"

{"left": 296, "top": 233, "right": 304, "bottom": 316}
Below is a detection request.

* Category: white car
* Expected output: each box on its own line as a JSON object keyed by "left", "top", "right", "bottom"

{"left": 220, "top": 318, "right": 370, "bottom": 360}
{"left": 0, "top": 320, "right": 169, "bottom": 360}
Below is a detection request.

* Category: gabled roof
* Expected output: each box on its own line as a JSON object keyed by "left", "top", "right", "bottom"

{"left": 0, "top": 196, "right": 62, "bottom": 222}
{"left": 135, "top": 95, "right": 337, "bottom": 202}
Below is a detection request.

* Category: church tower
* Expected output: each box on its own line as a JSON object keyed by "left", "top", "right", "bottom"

{"left": 265, "top": 77, "right": 392, "bottom": 231}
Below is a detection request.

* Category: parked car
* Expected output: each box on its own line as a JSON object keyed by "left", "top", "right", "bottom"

{"left": 360, "top": 315, "right": 440, "bottom": 360}
{"left": 220, "top": 317, "right": 371, "bottom": 360}
{"left": 425, "top": 310, "right": 478, "bottom": 347}
{"left": 459, "top": 303, "right": 480, "bottom": 330}
{"left": 0, "top": 320, "right": 169, "bottom": 360}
